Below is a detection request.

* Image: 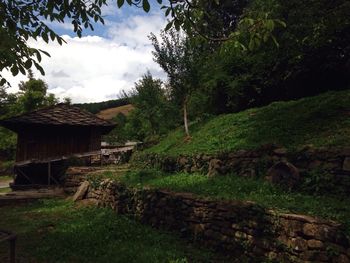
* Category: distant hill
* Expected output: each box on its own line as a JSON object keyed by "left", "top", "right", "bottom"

{"left": 75, "top": 98, "right": 129, "bottom": 114}
{"left": 97, "top": 104, "right": 134, "bottom": 120}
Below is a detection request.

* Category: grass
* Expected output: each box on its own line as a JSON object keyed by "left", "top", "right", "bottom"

{"left": 0, "top": 175, "right": 12, "bottom": 194}
{"left": 120, "top": 170, "right": 350, "bottom": 235}
{"left": 0, "top": 187, "right": 10, "bottom": 193}
{"left": 145, "top": 90, "right": 350, "bottom": 156}
{"left": 0, "top": 199, "right": 225, "bottom": 263}
{"left": 0, "top": 175, "right": 12, "bottom": 182}
{"left": 0, "top": 160, "right": 14, "bottom": 173}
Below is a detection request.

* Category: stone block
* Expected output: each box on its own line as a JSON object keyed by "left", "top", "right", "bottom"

{"left": 301, "top": 251, "right": 329, "bottom": 262}
{"left": 280, "top": 218, "right": 304, "bottom": 237}
{"left": 273, "top": 148, "right": 288, "bottom": 156}
{"left": 72, "top": 181, "right": 90, "bottom": 202}
{"left": 289, "top": 237, "right": 308, "bottom": 252}
{"left": 307, "top": 239, "right": 324, "bottom": 249}
{"left": 334, "top": 254, "right": 350, "bottom": 263}
{"left": 207, "top": 159, "right": 224, "bottom": 177}
{"left": 343, "top": 157, "right": 350, "bottom": 171}
{"left": 239, "top": 169, "right": 256, "bottom": 178}
{"left": 266, "top": 161, "right": 300, "bottom": 189}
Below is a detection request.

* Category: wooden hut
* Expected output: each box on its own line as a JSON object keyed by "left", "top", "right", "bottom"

{"left": 0, "top": 103, "right": 115, "bottom": 188}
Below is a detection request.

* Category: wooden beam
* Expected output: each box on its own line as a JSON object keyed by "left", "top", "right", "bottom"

{"left": 48, "top": 162, "right": 51, "bottom": 186}
{"left": 15, "top": 150, "right": 102, "bottom": 167}
{"left": 0, "top": 229, "right": 17, "bottom": 263}
{"left": 16, "top": 167, "right": 33, "bottom": 184}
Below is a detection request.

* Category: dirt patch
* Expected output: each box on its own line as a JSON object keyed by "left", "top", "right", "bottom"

{"left": 96, "top": 104, "right": 134, "bottom": 120}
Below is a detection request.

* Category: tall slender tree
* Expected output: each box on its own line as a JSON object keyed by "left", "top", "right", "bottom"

{"left": 150, "top": 30, "right": 199, "bottom": 137}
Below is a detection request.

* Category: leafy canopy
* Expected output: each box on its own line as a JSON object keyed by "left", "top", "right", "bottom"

{"left": 1, "top": 0, "right": 287, "bottom": 86}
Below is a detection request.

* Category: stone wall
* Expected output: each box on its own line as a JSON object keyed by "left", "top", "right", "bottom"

{"left": 84, "top": 179, "right": 350, "bottom": 262}
{"left": 63, "top": 167, "right": 99, "bottom": 194}
{"left": 101, "top": 149, "right": 133, "bottom": 165}
{"left": 133, "top": 145, "right": 350, "bottom": 193}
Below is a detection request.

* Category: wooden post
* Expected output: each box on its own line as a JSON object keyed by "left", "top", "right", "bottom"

{"left": 0, "top": 230, "right": 16, "bottom": 263}
{"left": 10, "top": 237, "right": 16, "bottom": 263}
{"left": 48, "top": 161, "right": 51, "bottom": 186}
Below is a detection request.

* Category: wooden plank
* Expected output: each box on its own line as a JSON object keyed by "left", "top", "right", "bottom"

{"left": 15, "top": 150, "right": 102, "bottom": 167}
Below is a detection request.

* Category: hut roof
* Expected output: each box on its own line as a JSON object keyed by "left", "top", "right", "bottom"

{"left": 0, "top": 103, "right": 115, "bottom": 132}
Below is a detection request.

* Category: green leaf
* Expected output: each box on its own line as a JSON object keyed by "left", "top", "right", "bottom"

{"left": 266, "top": 20, "right": 274, "bottom": 31}
{"left": 276, "top": 20, "right": 287, "bottom": 28}
{"left": 142, "top": 0, "right": 150, "bottom": 12}
{"left": 57, "top": 37, "right": 63, "bottom": 45}
{"left": 271, "top": 35, "right": 279, "bottom": 48}
{"left": 248, "top": 38, "right": 255, "bottom": 51}
{"left": 24, "top": 60, "right": 32, "bottom": 69}
{"left": 214, "top": 0, "right": 220, "bottom": 5}
{"left": 117, "top": 0, "right": 124, "bottom": 8}
{"left": 18, "top": 65, "right": 26, "bottom": 75}
{"left": 174, "top": 19, "right": 181, "bottom": 31}
{"left": 34, "top": 62, "right": 45, "bottom": 76}
{"left": 36, "top": 51, "right": 42, "bottom": 62}
{"left": 50, "top": 31, "right": 56, "bottom": 41}
{"left": 165, "top": 7, "right": 171, "bottom": 17}
{"left": 42, "top": 32, "right": 49, "bottom": 43}
{"left": 0, "top": 78, "right": 7, "bottom": 86}
{"left": 11, "top": 66, "right": 19, "bottom": 76}
{"left": 39, "top": 49, "right": 51, "bottom": 57}
{"left": 165, "top": 21, "right": 173, "bottom": 31}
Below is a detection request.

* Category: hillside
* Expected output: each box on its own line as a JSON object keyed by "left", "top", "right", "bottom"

{"left": 145, "top": 90, "right": 350, "bottom": 156}
{"left": 75, "top": 98, "right": 129, "bottom": 114}
{"left": 96, "top": 104, "right": 134, "bottom": 120}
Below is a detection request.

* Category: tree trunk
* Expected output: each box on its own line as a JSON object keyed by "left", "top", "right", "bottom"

{"left": 183, "top": 96, "right": 190, "bottom": 137}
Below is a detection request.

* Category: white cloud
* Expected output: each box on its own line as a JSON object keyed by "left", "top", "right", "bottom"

{"left": 2, "top": 13, "right": 167, "bottom": 103}
{"left": 107, "top": 14, "right": 166, "bottom": 47}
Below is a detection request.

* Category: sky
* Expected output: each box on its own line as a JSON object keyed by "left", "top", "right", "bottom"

{"left": 3, "top": 0, "right": 167, "bottom": 103}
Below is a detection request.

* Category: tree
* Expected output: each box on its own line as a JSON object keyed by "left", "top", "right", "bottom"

{"left": 150, "top": 29, "right": 199, "bottom": 137}
{"left": 16, "top": 70, "right": 58, "bottom": 113}
{"left": 179, "top": 0, "right": 350, "bottom": 114}
{"left": 129, "top": 72, "right": 176, "bottom": 139}
{"left": 1, "top": 0, "right": 286, "bottom": 86}
{"left": 63, "top": 97, "right": 72, "bottom": 105}
{"left": 106, "top": 72, "right": 177, "bottom": 143}
{"left": 104, "top": 113, "right": 128, "bottom": 144}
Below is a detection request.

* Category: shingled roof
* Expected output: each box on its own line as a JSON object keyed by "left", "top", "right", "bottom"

{"left": 0, "top": 103, "right": 115, "bottom": 132}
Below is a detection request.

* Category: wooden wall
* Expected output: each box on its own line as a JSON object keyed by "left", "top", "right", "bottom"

{"left": 16, "top": 126, "right": 102, "bottom": 162}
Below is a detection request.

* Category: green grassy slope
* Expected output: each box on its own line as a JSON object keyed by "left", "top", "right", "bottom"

{"left": 0, "top": 200, "right": 225, "bottom": 263}
{"left": 146, "top": 90, "right": 350, "bottom": 156}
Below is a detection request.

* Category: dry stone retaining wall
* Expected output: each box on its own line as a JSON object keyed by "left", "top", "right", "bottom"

{"left": 134, "top": 145, "right": 350, "bottom": 193}
{"left": 84, "top": 180, "right": 350, "bottom": 263}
